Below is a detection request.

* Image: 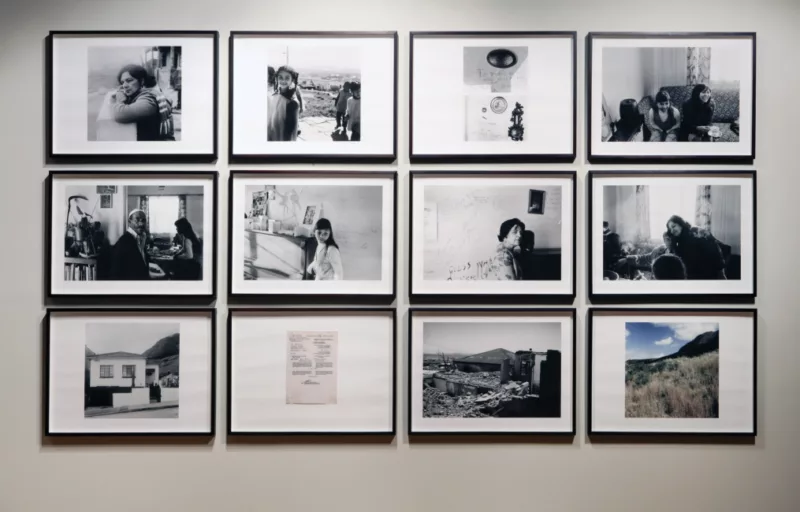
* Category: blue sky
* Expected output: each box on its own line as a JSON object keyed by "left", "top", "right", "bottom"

{"left": 625, "top": 322, "right": 719, "bottom": 361}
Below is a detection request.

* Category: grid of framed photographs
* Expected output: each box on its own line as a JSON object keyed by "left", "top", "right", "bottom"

{"left": 41, "top": 29, "right": 757, "bottom": 442}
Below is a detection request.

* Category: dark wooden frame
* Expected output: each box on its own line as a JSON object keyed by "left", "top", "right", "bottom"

{"left": 408, "top": 308, "right": 577, "bottom": 437}
{"left": 228, "top": 31, "right": 398, "bottom": 164}
{"left": 409, "top": 31, "right": 577, "bottom": 163}
{"left": 43, "top": 307, "right": 217, "bottom": 438}
{"left": 227, "top": 170, "right": 397, "bottom": 304}
{"left": 586, "top": 31, "right": 757, "bottom": 164}
{"left": 227, "top": 308, "right": 396, "bottom": 438}
{"left": 46, "top": 170, "right": 219, "bottom": 303}
{"left": 47, "top": 31, "right": 219, "bottom": 164}
{"left": 409, "top": 170, "right": 577, "bottom": 304}
{"left": 587, "top": 308, "right": 757, "bottom": 438}
{"left": 587, "top": 170, "right": 757, "bottom": 304}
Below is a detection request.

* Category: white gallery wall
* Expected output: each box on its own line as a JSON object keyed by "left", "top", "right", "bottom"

{"left": 1, "top": 0, "right": 799, "bottom": 510}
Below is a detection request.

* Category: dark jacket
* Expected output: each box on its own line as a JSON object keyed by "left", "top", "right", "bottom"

{"left": 110, "top": 232, "right": 150, "bottom": 280}
{"left": 672, "top": 227, "right": 726, "bottom": 280}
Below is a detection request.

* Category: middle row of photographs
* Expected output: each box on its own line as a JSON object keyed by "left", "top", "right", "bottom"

{"left": 47, "top": 170, "right": 757, "bottom": 303}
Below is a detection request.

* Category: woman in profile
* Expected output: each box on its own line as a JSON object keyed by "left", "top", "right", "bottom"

{"left": 174, "top": 217, "right": 202, "bottom": 280}
{"left": 106, "top": 64, "right": 174, "bottom": 141}
{"left": 665, "top": 215, "right": 727, "bottom": 280}
{"left": 680, "top": 84, "right": 718, "bottom": 141}
{"left": 307, "top": 218, "right": 344, "bottom": 280}
{"left": 490, "top": 218, "right": 525, "bottom": 281}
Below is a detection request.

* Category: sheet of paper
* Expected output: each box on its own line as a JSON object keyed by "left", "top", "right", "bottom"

{"left": 286, "top": 331, "right": 338, "bottom": 405}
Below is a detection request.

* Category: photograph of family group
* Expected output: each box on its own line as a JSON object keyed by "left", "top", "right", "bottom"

{"left": 48, "top": 172, "right": 217, "bottom": 298}
{"left": 590, "top": 172, "right": 756, "bottom": 302}
{"left": 588, "top": 33, "right": 755, "bottom": 162}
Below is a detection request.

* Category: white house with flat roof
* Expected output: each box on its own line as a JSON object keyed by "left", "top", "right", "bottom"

{"left": 88, "top": 351, "right": 159, "bottom": 389}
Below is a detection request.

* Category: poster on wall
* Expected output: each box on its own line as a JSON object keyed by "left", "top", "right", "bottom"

{"left": 47, "top": 171, "right": 218, "bottom": 300}
{"left": 409, "top": 32, "right": 576, "bottom": 163}
{"left": 47, "top": 31, "right": 218, "bottom": 162}
{"left": 408, "top": 308, "right": 576, "bottom": 436}
{"left": 44, "top": 308, "right": 215, "bottom": 437}
{"left": 409, "top": 171, "right": 575, "bottom": 303}
{"left": 587, "top": 32, "right": 756, "bottom": 163}
{"left": 588, "top": 170, "right": 756, "bottom": 303}
{"left": 588, "top": 308, "right": 756, "bottom": 437}
{"left": 229, "top": 31, "right": 398, "bottom": 163}
{"left": 228, "top": 308, "right": 395, "bottom": 436}
{"left": 228, "top": 170, "right": 396, "bottom": 301}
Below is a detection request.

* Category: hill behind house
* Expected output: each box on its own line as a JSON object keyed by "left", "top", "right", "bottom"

{"left": 143, "top": 333, "right": 180, "bottom": 376}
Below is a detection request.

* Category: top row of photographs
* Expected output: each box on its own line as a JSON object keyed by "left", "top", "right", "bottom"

{"left": 47, "top": 31, "right": 756, "bottom": 164}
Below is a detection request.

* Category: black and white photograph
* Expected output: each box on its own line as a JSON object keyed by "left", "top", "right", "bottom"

{"left": 87, "top": 45, "right": 182, "bottom": 142}
{"left": 409, "top": 309, "right": 575, "bottom": 435}
{"left": 590, "top": 171, "right": 755, "bottom": 302}
{"left": 84, "top": 322, "right": 180, "bottom": 419}
{"left": 48, "top": 172, "right": 218, "bottom": 299}
{"left": 588, "top": 33, "right": 755, "bottom": 162}
{"left": 266, "top": 45, "right": 362, "bottom": 142}
{"left": 228, "top": 309, "right": 395, "bottom": 435}
{"left": 410, "top": 172, "right": 575, "bottom": 303}
{"left": 410, "top": 32, "right": 576, "bottom": 162}
{"left": 588, "top": 308, "right": 756, "bottom": 436}
{"left": 230, "top": 32, "right": 397, "bottom": 162}
{"left": 229, "top": 172, "right": 396, "bottom": 300}
{"left": 45, "top": 309, "right": 215, "bottom": 436}
{"left": 49, "top": 31, "right": 218, "bottom": 161}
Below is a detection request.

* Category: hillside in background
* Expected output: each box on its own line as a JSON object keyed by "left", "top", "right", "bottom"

{"left": 143, "top": 333, "right": 180, "bottom": 377}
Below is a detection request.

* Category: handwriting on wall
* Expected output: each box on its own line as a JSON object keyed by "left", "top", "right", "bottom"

{"left": 447, "top": 258, "right": 495, "bottom": 281}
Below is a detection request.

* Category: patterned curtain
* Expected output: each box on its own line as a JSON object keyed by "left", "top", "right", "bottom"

{"left": 695, "top": 185, "right": 712, "bottom": 231}
{"left": 635, "top": 185, "right": 651, "bottom": 241}
{"left": 687, "top": 47, "right": 711, "bottom": 85}
{"left": 178, "top": 195, "right": 187, "bottom": 218}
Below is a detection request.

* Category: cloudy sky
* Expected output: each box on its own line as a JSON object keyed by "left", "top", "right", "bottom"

{"left": 625, "top": 322, "right": 719, "bottom": 361}
{"left": 86, "top": 322, "right": 179, "bottom": 355}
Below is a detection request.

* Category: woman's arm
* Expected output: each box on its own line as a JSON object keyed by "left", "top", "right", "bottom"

{"left": 177, "top": 238, "right": 194, "bottom": 260}
{"left": 111, "top": 94, "right": 159, "bottom": 124}
{"left": 668, "top": 108, "right": 681, "bottom": 133}
{"left": 328, "top": 247, "right": 344, "bottom": 280}
{"left": 646, "top": 109, "right": 661, "bottom": 133}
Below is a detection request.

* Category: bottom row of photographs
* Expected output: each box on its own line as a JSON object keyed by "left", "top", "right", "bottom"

{"left": 43, "top": 307, "right": 756, "bottom": 438}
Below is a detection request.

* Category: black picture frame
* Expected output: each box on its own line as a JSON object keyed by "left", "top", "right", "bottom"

{"left": 46, "top": 170, "right": 219, "bottom": 304}
{"left": 408, "top": 307, "right": 577, "bottom": 438}
{"left": 587, "top": 307, "right": 757, "bottom": 439}
{"left": 228, "top": 31, "right": 398, "bottom": 164}
{"left": 228, "top": 170, "right": 397, "bottom": 304}
{"left": 409, "top": 170, "right": 577, "bottom": 304}
{"left": 409, "top": 31, "right": 577, "bottom": 164}
{"left": 227, "top": 307, "right": 396, "bottom": 439}
{"left": 43, "top": 307, "right": 217, "bottom": 438}
{"left": 586, "top": 31, "right": 756, "bottom": 164}
{"left": 587, "top": 170, "right": 757, "bottom": 304}
{"left": 47, "top": 30, "right": 219, "bottom": 164}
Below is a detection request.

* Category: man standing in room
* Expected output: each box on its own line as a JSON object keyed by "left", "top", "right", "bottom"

{"left": 110, "top": 209, "right": 152, "bottom": 280}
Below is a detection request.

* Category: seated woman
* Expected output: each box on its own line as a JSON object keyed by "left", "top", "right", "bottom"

{"left": 106, "top": 64, "right": 175, "bottom": 141}
{"left": 609, "top": 99, "right": 644, "bottom": 142}
{"left": 489, "top": 218, "right": 525, "bottom": 281}
{"left": 680, "top": 84, "right": 719, "bottom": 141}
{"left": 173, "top": 217, "right": 202, "bottom": 280}
{"left": 665, "top": 215, "right": 727, "bottom": 280}
{"left": 646, "top": 90, "right": 681, "bottom": 142}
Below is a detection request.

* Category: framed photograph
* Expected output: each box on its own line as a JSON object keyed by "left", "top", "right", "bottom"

{"left": 47, "top": 171, "right": 218, "bottom": 300}
{"left": 589, "top": 170, "right": 756, "bottom": 303}
{"left": 409, "top": 308, "right": 575, "bottom": 436}
{"left": 229, "top": 171, "right": 396, "bottom": 302}
{"left": 587, "top": 32, "right": 756, "bottom": 163}
{"left": 44, "top": 308, "right": 216, "bottom": 437}
{"left": 229, "top": 31, "right": 397, "bottom": 163}
{"left": 228, "top": 308, "right": 396, "bottom": 436}
{"left": 410, "top": 171, "right": 576, "bottom": 304}
{"left": 409, "top": 32, "right": 576, "bottom": 163}
{"left": 48, "top": 31, "right": 218, "bottom": 163}
{"left": 588, "top": 308, "right": 756, "bottom": 437}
